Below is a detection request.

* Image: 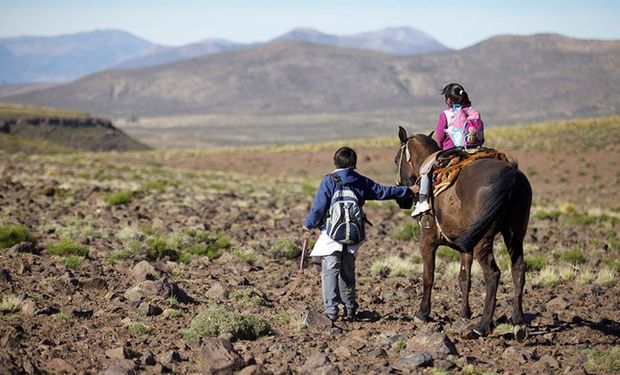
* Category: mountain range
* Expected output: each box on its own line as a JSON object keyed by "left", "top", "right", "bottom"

{"left": 5, "top": 34, "right": 618, "bottom": 122}
{"left": 0, "top": 27, "right": 450, "bottom": 84}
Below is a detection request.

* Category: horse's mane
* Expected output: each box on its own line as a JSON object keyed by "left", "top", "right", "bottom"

{"left": 412, "top": 134, "right": 440, "bottom": 152}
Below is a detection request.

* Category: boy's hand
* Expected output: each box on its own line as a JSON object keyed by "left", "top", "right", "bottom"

{"left": 302, "top": 226, "right": 311, "bottom": 240}
{"left": 410, "top": 185, "right": 420, "bottom": 194}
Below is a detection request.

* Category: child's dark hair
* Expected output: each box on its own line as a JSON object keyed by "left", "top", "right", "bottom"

{"left": 334, "top": 147, "right": 357, "bottom": 169}
{"left": 442, "top": 83, "right": 471, "bottom": 107}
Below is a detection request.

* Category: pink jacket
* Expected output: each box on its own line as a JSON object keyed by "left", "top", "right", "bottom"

{"left": 435, "top": 105, "right": 480, "bottom": 150}
{"left": 434, "top": 110, "right": 454, "bottom": 150}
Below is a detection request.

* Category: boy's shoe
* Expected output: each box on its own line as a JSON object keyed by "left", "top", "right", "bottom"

{"left": 343, "top": 307, "right": 357, "bottom": 322}
{"left": 325, "top": 313, "right": 338, "bottom": 322}
{"left": 411, "top": 200, "right": 431, "bottom": 218}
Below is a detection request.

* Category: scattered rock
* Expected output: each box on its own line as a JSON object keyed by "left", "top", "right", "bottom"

{"left": 143, "top": 352, "right": 157, "bottom": 366}
{"left": 139, "top": 302, "right": 163, "bottom": 316}
{"left": 536, "top": 354, "right": 560, "bottom": 369}
{"left": 333, "top": 346, "right": 351, "bottom": 358}
{"left": 9, "top": 241, "right": 41, "bottom": 255}
{"left": 158, "top": 350, "right": 182, "bottom": 365}
{"left": 0, "top": 267, "right": 12, "bottom": 283}
{"left": 47, "top": 358, "right": 76, "bottom": 373}
{"left": 124, "top": 278, "right": 193, "bottom": 304}
{"left": 546, "top": 296, "right": 571, "bottom": 312}
{"left": 502, "top": 347, "right": 528, "bottom": 364}
{"left": 434, "top": 358, "right": 456, "bottom": 371}
{"left": 206, "top": 282, "right": 229, "bottom": 300}
{"left": 72, "top": 309, "right": 94, "bottom": 319}
{"left": 238, "top": 364, "right": 273, "bottom": 375}
{"left": 299, "top": 309, "right": 333, "bottom": 331}
{"left": 82, "top": 276, "right": 108, "bottom": 291}
{"left": 105, "top": 346, "right": 129, "bottom": 360}
{"left": 381, "top": 333, "right": 409, "bottom": 346}
{"left": 131, "top": 261, "right": 158, "bottom": 281}
{"left": 406, "top": 332, "right": 457, "bottom": 358}
{"left": 300, "top": 352, "right": 338, "bottom": 375}
{"left": 20, "top": 299, "right": 36, "bottom": 316}
{"left": 394, "top": 352, "right": 434, "bottom": 371}
{"left": 197, "top": 338, "right": 243, "bottom": 374}
{"left": 342, "top": 336, "right": 366, "bottom": 351}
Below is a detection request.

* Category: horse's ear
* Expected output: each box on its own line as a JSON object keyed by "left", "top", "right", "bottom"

{"left": 398, "top": 126, "right": 408, "bottom": 143}
{"left": 428, "top": 130, "right": 435, "bottom": 139}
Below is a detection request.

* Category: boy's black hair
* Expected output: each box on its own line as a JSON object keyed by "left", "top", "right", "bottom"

{"left": 441, "top": 83, "right": 471, "bottom": 107}
{"left": 334, "top": 147, "right": 357, "bottom": 169}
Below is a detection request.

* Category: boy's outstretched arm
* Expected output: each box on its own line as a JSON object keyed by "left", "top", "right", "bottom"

{"left": 364, "top": 176, "right": 412, "bottom": 201}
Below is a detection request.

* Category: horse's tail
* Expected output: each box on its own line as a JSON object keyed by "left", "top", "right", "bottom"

{"left": 455, "top": 165, "right": 520, "bottom": 252}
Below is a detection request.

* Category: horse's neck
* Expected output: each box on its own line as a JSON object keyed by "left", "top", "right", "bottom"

{"left": 411, "top": 139, "right": 438, "bottom": 173}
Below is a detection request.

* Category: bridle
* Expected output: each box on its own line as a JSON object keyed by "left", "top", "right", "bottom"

{"left": 396, "top": 137, "right": 417, "bottom": 186}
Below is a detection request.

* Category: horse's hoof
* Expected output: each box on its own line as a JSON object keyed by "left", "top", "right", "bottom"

{"left": 415, "top": 311, "right": 430, "bottom": 323}
{"left": 460, "top": 309, "right": 472, "bottom": 319}
{"left": 514, "top": 325, "right": 528, "bottom": 343}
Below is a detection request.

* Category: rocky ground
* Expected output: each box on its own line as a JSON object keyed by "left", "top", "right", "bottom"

{"left": 1, "top": 121, "right": 619, "bottom": 374}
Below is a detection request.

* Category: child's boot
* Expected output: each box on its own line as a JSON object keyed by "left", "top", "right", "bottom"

{"left": 411, "top": 194, "right": 431, "bottom": 218}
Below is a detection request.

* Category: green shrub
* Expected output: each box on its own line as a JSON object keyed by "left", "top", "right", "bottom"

{"left": 371, "top": 256, "right": 420, "bottom": 277}
{"left": 392, "top": 222, "right": 420, "bottom": 241}
{"left": 585, "top": 346, "right": 620, "bottom": 374}
{"left": 0, "top": 224, "right": 36, "bottom": 248}
{"left": 0, "top": 294, "right": 22, "bottom": 313}
{"left": 532, "top": 267, "right": 560, "bottom": 288}
{"left": 142, "top": 180, "right": 168, "bottom": 192}
{"left": 46, "top": 239, "right": 88, "bottom": 257}
{"left": 128, "top": 322, "right": 150, "bottom": 335}
{"left": 146, "top": 236, "right": 184, "bottom": 262}
{"left": 189, "top": 306, "right": 271, "bottom": 341}
{"left": 230, "top": 288, "right": 268, "bottom": 307}
{"left": 107, "top": 191, "right": 132, "bottom": 206}
{"left": 190, "top": 231, "right": 231, "bottom": 259}
{"left": 233, "top": 249, "right": 258, "bottom": 265}
{"left": 272, "top": 238, "right": 301, "bottom": 260}
{"left": 525, "top": 255, "right": 547, "bottom": 271}
{"left": 392, "top": 341, "right": 407, "bottom": 350}
{"left": 163, "top": 308, "right": 183, "bottom": 318}
{"left": 534, "top": 210, "right": 561, "bottom": 220}
{"left": 557, "top": 248, "right": 587, "bottom": 265}
{"left": 105, "top": 242, "right": 141, "bottom": 265}
{"left": 436, "top": 246, "right": 460, "bottom": 262}
{"left": 61, "top": 255, "right": 84, "bottom": 270}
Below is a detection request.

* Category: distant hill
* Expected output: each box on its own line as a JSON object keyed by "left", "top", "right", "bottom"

{"left": 0, "top": 103, "right": 150, "bottom": 152}
{"left": 274, "top": 26, "right": 451, "bottom": 55}
{"left": 115, "top": 39, "right": 246, "bottom": 69}
{"left": 2, "top": 26, "right": 449, "bottom": 81}
{"left": 0, "top": 83, "right": 60, "bottom": 98}
{"left": 0, "top": 29, "right": 158, "bottom": 83}
{"left": 5, "top": 33, "right": 618, "bottom": 128}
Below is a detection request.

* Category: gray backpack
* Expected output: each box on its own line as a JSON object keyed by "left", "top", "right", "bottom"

{"left": 325, "top": 174, "right": 365, "bottom": 245}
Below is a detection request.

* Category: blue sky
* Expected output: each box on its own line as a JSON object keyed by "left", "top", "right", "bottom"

{"left": 1, "top": 0, "right": 619, "bottom": 48}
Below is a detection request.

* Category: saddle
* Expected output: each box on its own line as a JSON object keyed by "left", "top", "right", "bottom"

{"left": 431, "top": 148, "right": 509, "bottom": 197}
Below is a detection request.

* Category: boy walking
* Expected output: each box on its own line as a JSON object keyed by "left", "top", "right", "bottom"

{"left": 303, "top": 147, "right": 414, "bottom": 321}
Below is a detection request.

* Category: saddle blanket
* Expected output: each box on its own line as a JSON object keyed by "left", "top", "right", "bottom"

{"left": 432, "top": 148, "right": 509, "bottom": 197}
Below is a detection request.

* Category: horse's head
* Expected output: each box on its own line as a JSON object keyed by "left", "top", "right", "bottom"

{"left": 395, "top": 126, "right": 440, "bottom": 187}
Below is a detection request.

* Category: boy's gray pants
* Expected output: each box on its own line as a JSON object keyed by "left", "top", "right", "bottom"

{"left": 322, "top": 249, "right": 358, "bottom": 315}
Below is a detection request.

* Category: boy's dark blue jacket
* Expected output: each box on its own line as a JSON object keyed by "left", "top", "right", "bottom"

{"left": 303, "top": 168, "right": 410, "bottom": 230}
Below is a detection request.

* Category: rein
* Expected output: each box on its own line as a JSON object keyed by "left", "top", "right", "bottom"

{"left": 396, "top": 138, "right": 414, "bottom": 186}
{"left": 397, "top": 137, "right": 457, "bottom": 246}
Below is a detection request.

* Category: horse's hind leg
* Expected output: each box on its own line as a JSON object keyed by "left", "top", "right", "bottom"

{"left": 458, "top": 252, "right": 473, "bottom": 319}
{"left": 502, "top": 229, "right": 526, "bottom": 326}
{"left": 466, "top": 236, "right": 500, "bottom": 338}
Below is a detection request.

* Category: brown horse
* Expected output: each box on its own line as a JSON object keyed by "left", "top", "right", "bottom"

{"left": 395, "top": 126, "right": 532, "bottom": 340}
